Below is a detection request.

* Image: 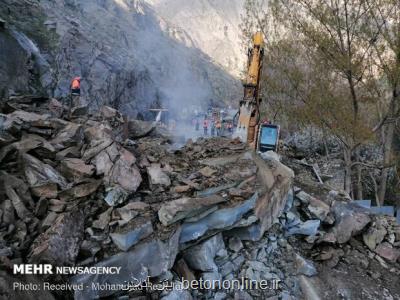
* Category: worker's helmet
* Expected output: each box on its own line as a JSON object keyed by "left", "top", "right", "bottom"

{"left": 74, "top": 76, "right": 81, "bottom": 81}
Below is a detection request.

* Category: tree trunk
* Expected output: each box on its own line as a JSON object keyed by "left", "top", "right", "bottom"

{"left": 369, "top": 172, "right": 380, "bottom": 207}
{"left": 377, "top": 89, "right": 398, "bottom": 205}
{"left": 343, "top": 147, "right": 352, "bottom": 196}
{"left": 355, "top": 151, "right": 363, "bottom": 200}
{"left": 356, "top": 167, "right": 363, "bottom": 200}
{"left": 322, "top": 128, "right": 329, "bottom": 157}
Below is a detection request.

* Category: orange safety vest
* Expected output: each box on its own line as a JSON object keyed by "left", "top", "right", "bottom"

{"left": 71, "top": 78, "right": 81, "bottom": 89}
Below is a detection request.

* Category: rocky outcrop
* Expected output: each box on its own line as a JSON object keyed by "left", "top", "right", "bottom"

{"left": 0, "top": 0, "right": 239, "bottom": 113}
{"left": 147, "top": 0, "right": 246, "bottom": 78}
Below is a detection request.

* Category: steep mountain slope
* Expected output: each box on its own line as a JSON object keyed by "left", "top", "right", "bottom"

{"left": 146, "top": 0, "right": 246, "bottom": 78}
{"left": 0, "top": 0, "right": 241, "bottom": 117}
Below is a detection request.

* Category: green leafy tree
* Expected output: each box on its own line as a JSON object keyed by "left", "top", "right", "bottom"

{"left": 240, "top": 0, "right": 399, "bottom": 199}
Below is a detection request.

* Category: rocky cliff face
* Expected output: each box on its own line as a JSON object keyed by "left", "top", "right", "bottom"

{"left": 0, "top": 0, "right": 241, "bottom": 117}
{"left": 146, "top": 0, "right": 246, "bottom": 78}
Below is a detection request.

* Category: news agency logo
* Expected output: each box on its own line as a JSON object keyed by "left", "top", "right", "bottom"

{"left": 13, "top": 264, "right": 121, "bottom": 275}
{"left": 14, "top": 264, "right": 53, "bottom": 274}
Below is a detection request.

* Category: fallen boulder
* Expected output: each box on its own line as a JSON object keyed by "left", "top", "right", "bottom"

{"left": 22, "top": 153, "right": 68, "bottom": 189}
{"left": 127, "top": 119, "right": 156, "bottom": 138}
{"left": 109, "top": 149, "right": 142, "bottom": 192}
{"left": 296, "top": 191, "right": 331, "bottom": 222}
{"left": 82, "top": 138, "right": 113, "bottom": 162}
{"left": 331, "top": 202, "right": 371, "bottom": 244}
{"left": 199, "top": 166, "right": 217, "bottom": 177}
{"left": 92, "top": 207, "right": 113, "bottom": 230}
{"left": 30, "top": 183, "right": 58, "bottom": 199}
{"left": 147, "top": 163, "right": 171, "bottom": 187}
{"left": 58, "top": 180, "right": 102, "bottom": 201}
{"left": 252, "top": 152, "right": 294, "bottom": 236}
{"left": 104, "top": 186, "right": 128, "bottom": 206}
{"left": 374, "top": 242, "right": 400, "bottom": 262}
{"left": 48, "top": 98, "right": 64, "bottom": 117}
{"left": 110, "top": 221, "right": 154, "bottom": 251}
{"left": 5, "top": 185, "right": 32, "bottom": 222}
{"left": 51, "top": 123, "right": 84, "bottom": 149}
{"left": 30, "top": 211, "right": 84, "bottom": 265}
{"left": 59, "top": 158, "right": 94, "bottom": 182}
{"left": 228, "top": 236, "right": 244, "bottom": 252}
{"left": 0, "top": 133, "right": 55, "bottom": 163}
{"left": 183, "top": 233, "right": 225, "bottom": 272}
{"left": 3, "top": 110, "right": 51, "bottom": 129}
{"left": 158, "top": 195, "right": 227, "bottom": 226}
{"left": 71, "top": 228, "right": 181, "bottom": 299}
{"left": 363, "top": 223, "right": 387, "bottom": 251}
{"left": 70, "top": 106, "right": 88, "bottom": 118}
{"left": 180, "top": 193, "right": 258, "bottom": 244}
{"left": 93, "top": 143, "right": 119, "bottom": 175}
{"left": 287, "top": 220, "right": 321, "bottom": 236}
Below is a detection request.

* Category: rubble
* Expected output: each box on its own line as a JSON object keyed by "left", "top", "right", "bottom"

{"left": 22, "top": 153, "right": 68, "bottom": 189}
{"left": 104, "top": 186, "right": 128, "bottom": 206}
{"left": 92, "top": 207, "right": 113, "bottom": 230}
{"left": 180, "top": 193, "right": 258, "bottom": 244}
{"left": 59, "top": 158, "right": 95, "bottom": 181}
{"left": 0, "top": 270, "right": 55, "bottom": 300}
{"left": 1, "top": 96, "right": 399, "bottom": 300}
{"left": 158, "top": 195, "right": 226, "bottom": 226}
{"left": 374, "top": 242, "right": 400, "bottom": 262}
{"left": 162, "top": 288, "right": 193, "bottom": 300}
{"left": 71, "top": 228, "right": 181, "bottom": 299}
{"left": 294, "top": 254, "right": 317, "bottom": 276}
{"left": 295, "top": 191, "right": 331, "bottom": 222}
{"left": 51, "top": 122, "right": 84, "bottom": 148}
{"left": 110, "top": 220, "right": 154, "bottom": 251}
{"left": 331, "top": 202, "right": 371, "bottom": 244}
{"left": 30, "top": 212, "right": 84, "bottom": 265}
{"left": 5, "top": 185, "right": 32, "bottom": 222}
{"left": 287, "top": 220, "right": 320, "bottom": 236}
{"left": 109, "top": 151, "right": 142, "bottom": 192}
{"left": 147, "top": 163, "right": 171, "bottom": 187}
{"left": 183, "top": 233, "right": 225, "bottom": 272}
{"left": 228, "top": 236, "right": 244, "bottom": 252}
{"left": 58, "top": 180, "right": 102, "bottom": 201}
{"left": 363, "top": 223, "right": 387, "bottom": 251}
{"left": 128, "top": 119, "right": 156, "bottom": 138}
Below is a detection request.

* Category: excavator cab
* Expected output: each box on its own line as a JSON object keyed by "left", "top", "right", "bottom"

{"left": 256, "top": 123, "right": 280, "bottom": 153}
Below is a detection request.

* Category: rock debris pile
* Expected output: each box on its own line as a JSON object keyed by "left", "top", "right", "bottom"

{"left": 0, "top": 96, "right": 399, "bottom": 299}
{"left": 279, "top": 157, "right": 400, "bottom": 300}
{"left": 0, "top": 95, "right": 297, "bottom": 299}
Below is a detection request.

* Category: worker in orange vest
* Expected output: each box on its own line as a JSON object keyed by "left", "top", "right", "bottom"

{"left": 71, "top": 77, "right": 81, "bottom": 95}
{"left": 70, "top": 77, "right": 81, "bottom": 110}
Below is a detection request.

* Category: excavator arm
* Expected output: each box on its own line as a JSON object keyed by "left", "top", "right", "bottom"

{"left": 233, "top": 32, "right": 264, "bottom": 147}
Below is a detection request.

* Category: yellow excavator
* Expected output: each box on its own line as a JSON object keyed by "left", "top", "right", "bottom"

{"left": 233, "top": 32, "right": 280, "bottom": 152}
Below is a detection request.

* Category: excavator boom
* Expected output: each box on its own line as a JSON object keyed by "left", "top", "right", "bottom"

{"left": 233, "top": 32, "right": 264, "bottom": 147}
